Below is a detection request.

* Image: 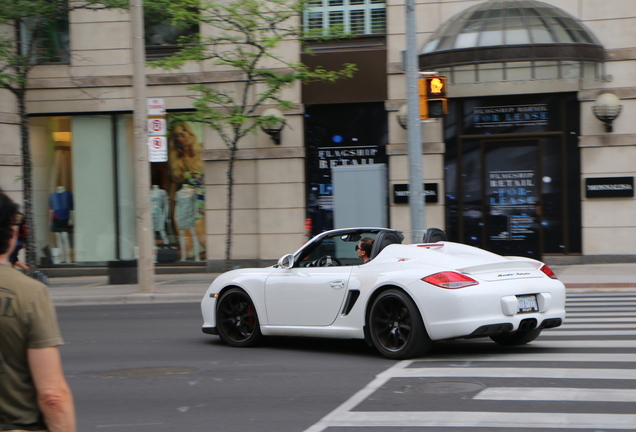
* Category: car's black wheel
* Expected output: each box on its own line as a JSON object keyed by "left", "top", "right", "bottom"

{"left": 368, "top": 289, "right": 432, "bottom": 359}
{"left": 216, "top": 288, "right": 262, "bottom": 347}
{"left": 490, "top": 328, "right": 542, "bottom": 346}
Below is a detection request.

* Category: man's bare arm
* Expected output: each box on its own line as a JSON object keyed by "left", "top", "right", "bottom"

{"left": 27, "top": 347, "right": 76, "bottom": 432}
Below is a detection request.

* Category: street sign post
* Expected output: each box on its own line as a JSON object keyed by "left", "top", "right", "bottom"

{"left": 147, "top": 98, "right": 167, "bottom": 162}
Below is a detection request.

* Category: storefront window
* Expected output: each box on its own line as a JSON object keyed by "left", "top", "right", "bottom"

{"left": 304, "top": 103, "right": 387, "bottom": 235}
{"left": 150, "top": 119, "right": 206, "bottom": 263}
{"left": 29, "top": 114, "right": 206, "bottom": 266}
{"left": 29, "top": 115, "right": 136, "bottom": 265}
{"left": 444, "top": 93, "right": 582, "bottom": 259}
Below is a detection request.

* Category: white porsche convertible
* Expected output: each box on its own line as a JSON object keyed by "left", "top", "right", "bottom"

{"left": 201, "top": 227, "right": 565, "bottom": 359}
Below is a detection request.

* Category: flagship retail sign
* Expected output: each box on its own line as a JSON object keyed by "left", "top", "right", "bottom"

{"left": 147, "top": 98, "right": 167, "bottom": 162}
{"left": 474, "top": 104, "right": 549, "bottom": 128}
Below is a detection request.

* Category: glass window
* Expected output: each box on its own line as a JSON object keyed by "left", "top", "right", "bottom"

{"left": 20, "top": 16, "right": 70, "bottom": 64}
{"left": 150, "top": 119, "right": 207, "bottom": 263}
{"left": 144, "top": 0, "right": 199, "bottom": 58}
{"left": 29, "top": 114, "right": 207, "bottom": 267}
{"left": 304, "top": 0, "right": 386, "bottom": 36}
{"left": 29, "top": 115, "right": 135, "bottom": 266}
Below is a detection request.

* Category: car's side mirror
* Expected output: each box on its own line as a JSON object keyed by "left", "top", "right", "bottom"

{"left": 277, "top": 254, "right": 294, "bottom": 269}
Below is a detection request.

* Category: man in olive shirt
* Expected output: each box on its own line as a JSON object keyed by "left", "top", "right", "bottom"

{"left": 0, "top": 190, "right": 75, "bottom": 432}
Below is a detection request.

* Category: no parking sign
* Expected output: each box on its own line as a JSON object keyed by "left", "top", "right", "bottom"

{"left": 148, "top": 118, "right": 166, "bottom": 136}
{"left": 148, "top": 136, "right": 168, "bottom": 162}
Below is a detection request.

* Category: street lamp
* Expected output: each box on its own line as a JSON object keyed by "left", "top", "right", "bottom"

{"left": 260, "top": 108, "right": 285, "bottom": 144}
{"left": 592, "top": 93, "right": 622, "bottom": 133}
{"left": 397, "top": 104, "right": 408, "bottom": 129}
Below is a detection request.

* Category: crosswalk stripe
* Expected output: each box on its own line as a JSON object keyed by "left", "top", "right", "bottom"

{"left": 394, "top": 367, "right": 636, "bottom": 379}
{"left": 567, "top": 307, "right": 636, "bottom": 312}
{"left": 566, "top": 317, "right": 636, "bottom": 322}
{"left": 566, "top": 312, "right": 636, "bottom": 317}
{"left": 474, "top": 387, "right": 636, "bottom": 402}
{"left": 543, "top": 330, "right": 636, "bottom": 336}
{"left": 566, "top": 301, "right": 636, "bottom": 310}
{"left": 417, "top": 353, "right": 636, "bottom": 362}
{"left": 530, "top": 339, "right": 636, "bottom": 348}
{"left": 562, "top": 323, "right": 636, "bottom": 328}
{"left": 567, "top": 296, "right": 636, "bottom": 299}
{"left": 316, "top": 411, "right": 636, "bottom": 429}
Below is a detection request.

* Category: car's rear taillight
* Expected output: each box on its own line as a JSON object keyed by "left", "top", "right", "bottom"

{"left": 540, "top": 264, "right": 558, "bottom": 279}
{"left": 422, "top": 272, "right": 478, "bottom": 289}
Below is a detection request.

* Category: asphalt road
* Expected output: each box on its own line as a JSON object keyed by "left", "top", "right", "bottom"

{"left": 56, "top": 290, "right": 636, "bottom": 432}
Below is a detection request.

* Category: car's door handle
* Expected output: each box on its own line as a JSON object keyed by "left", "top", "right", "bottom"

{"left": 330, "top": 280, "right": 345, "bottom": 289}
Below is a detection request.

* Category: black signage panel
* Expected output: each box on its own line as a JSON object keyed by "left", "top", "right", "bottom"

{"left": 462, "top": 94, "right": 562, "bottom": 135}
{"left": 586, "top": 177, "right": 634, "bottom": 198}
{"left": 393, "top": 183, "right": 438, "bottom": 204}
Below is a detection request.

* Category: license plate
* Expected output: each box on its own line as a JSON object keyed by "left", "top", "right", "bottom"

{"left": 517, "top": 295, "right": 538, "bottom": 313}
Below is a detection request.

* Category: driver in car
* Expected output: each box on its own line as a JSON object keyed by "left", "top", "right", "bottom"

{"left": 356, "top": 237, "right": 374, "bottom": 264}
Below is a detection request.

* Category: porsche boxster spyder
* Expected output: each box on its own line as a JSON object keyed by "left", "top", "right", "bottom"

{"left": 201, "top": 227, "right": 565, "bottom": 359}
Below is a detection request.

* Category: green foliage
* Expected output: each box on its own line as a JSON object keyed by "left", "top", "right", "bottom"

{"left": 152, "top": 0, "right": 356, "bottom": 149}
{"left": 0, "top": 0, "right": 129, "bottom": 92}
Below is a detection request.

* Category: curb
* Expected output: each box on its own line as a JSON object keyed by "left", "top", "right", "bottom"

{"left": 53, "top": 293, "right": 203, "bottom": 306}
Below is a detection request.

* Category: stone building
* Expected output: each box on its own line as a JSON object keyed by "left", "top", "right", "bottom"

{"left": 0, "top": 0, "right": 634, "bottom": 271}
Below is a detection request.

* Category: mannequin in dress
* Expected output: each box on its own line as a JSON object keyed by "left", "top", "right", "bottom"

{"left": 49, "top": 186, "right": 73, "bottom": 263}
{"left": 175, "top": 184, "right": 200, "bottom": 261}
{"left": 150, "top": 185, "right": 169, "bottom": 244}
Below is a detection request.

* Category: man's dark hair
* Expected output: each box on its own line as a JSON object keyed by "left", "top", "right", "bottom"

{"left": 0, "top": 189, "right": 19, "bottom": 256}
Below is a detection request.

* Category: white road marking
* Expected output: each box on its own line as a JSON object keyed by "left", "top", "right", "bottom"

{"left": 474, "top": 387, "right": 636, "bottom": 402}
{"left": 317, "top": 411, "right": 636, "bottom": 429}
{"left": 529, "top": 339, "right": 636, "bottom": 348}
{"left": 565, "top": 317, "right": 636, "bottom": 322}
{"left": 561, "top": 323, "right": 636, "bottom": 328}
{"left": 542, "top": 330, "right": 636, "bottom": 336}
{"left": 566, "top": 307, "right": 636, "bottom": 312}
{"left": 394, "top": 367, "right": 636, "bottom": 380}
{"left": 419, "top": 353, "right": 636, "bottom": 362}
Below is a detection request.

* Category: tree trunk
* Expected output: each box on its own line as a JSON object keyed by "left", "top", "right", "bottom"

{"left": 17, "top": 86, "right": 37, "bottom": 274}
{"left": 224, "top": 146, "right": 237, "bottom": 271}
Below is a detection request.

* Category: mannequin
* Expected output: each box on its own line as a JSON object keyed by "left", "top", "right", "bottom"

{"left": 49, "top": 186, "right": 73, "bottom": 263}
{"left": 150, "top": 185, "right": 169, "bottom": 244}
{"left": 175, "top": 184, "right": 199, "bottom": 261}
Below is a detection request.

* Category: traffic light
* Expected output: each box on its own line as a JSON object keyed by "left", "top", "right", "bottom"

{"left": 419, "top": 75, "right": 448, "bottom": 120}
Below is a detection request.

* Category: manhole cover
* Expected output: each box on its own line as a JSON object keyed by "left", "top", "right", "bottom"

{"left": 101, "top": 366, "right": 198, "bottom": 378}
{"left": 404, "top": 381, "right": 485, "bottom": 394}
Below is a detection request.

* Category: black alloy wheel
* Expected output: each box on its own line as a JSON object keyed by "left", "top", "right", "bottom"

{"left": 216, "top": 288, "right": 262, "bottom": 347}
{"left": 490, "top": 328, "right": 542, "bottom": 346}
{"left": 368, "top": 289, "right": 431, "bottom": 359}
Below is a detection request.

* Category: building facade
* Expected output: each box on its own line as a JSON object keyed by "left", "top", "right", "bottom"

{"left": 0, "top": 0, "right": 634, "bottom": 271}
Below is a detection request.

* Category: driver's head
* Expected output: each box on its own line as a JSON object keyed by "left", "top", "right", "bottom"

{"left": 356, "top": 237, "right": 374, "bottom": 262}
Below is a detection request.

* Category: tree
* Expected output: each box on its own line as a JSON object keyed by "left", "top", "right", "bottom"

{"left": 0, "top": 0, "right": 128, "bottom": 273}
{"left": 155, "top": 0, "right": 356, "bottom": 270}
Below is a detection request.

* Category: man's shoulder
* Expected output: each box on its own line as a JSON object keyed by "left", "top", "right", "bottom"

{"left": 0, "top": 265, "right": 47, "bottom": 296}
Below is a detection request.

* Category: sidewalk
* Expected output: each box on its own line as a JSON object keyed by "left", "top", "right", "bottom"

{"left": 49, "top": 272, "right": 219, "bottom": 306}
{"left": 47, "top": 263, "right": 636, "bottom": 306}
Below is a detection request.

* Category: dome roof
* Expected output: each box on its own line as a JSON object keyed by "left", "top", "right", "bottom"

{"left": 419, "top": 0, "right": 604, "bottom": 70}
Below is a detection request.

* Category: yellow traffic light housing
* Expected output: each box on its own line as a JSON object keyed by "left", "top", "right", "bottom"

{"left": 419, "top": 75, "right": 448, "bottom": 120}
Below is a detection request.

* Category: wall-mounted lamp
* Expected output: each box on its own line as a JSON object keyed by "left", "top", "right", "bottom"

{"left": 397, "top": 104, "right": 408, "bottom": 129}
{"left": 260, "top": 108, "right": 285, "bottom": 144}
{"left": 592, "top": 93, "right": 622, "bottom": 133}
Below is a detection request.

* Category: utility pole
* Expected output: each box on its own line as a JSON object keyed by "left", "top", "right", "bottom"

{"left": 131, "top": 0, "right": 155, "bottom": 292}
{"left": 405, "top": 0, "right": 425, "bottom": 244}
